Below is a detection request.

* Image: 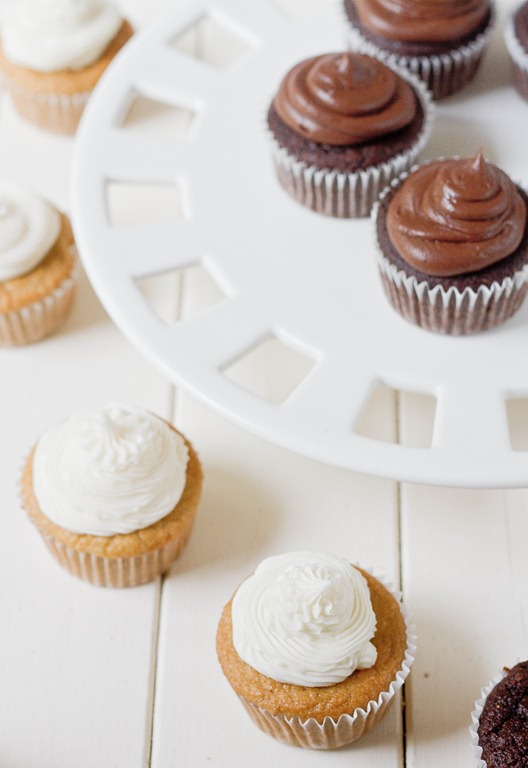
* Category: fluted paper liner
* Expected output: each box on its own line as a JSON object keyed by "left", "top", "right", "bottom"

{"left": 504, "top": 16, "right": 528, "bottom": 103}
{"left": 0, "top": 265, "right": 77, "bottom": 346}
{"left": 5, "top": 80, "right": 90, "bottom": 134}
{"left": 372, "top": 172, "right": 528, "bottom": 335}
{"left": 268, "top": 65, "right": 433, "bottom": 218}
{"left": 344, "top": 6, "right": 495, "bottom": 100}
{"left": 469, "top": 666, "right": 514, "bottom": 767}
{"left": 236, "top": 573, "right": 416, "bottom": 750}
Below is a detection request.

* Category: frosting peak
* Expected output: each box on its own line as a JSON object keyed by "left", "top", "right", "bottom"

{"left": 232, "top": 552, "right": 377, "bottom": 687}
{"left": 354, "top": 0, "right": 490, "bottom": 43}
{"left": 32, "top": 403, "right": 189, "bottom": 536}
{"left": 273, "top": 52, "right": 416, "bottom": 145}
{"left": 2, "top": 0, "right": 123, "bottom": 72}
{"left": 0, "top": 183, "right": 61, "bottom": 281}
{"left": 386, "top": 154, "right": 527, "bottom": 276}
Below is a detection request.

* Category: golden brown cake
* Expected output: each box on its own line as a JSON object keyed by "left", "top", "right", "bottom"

{"left": 21, "top": 405, "right": 203, "bottom": 588}
{"left": 217, "top": 554, "right": 414, "bottom": 749}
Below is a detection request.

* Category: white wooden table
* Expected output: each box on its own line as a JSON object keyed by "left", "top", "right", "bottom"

{"left": 1, "top": 1, "right": 528, "bottom": 766}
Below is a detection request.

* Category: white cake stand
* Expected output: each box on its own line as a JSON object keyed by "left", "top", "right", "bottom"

{"left": 72, "top": 0, "right": 528, "bottom": 487}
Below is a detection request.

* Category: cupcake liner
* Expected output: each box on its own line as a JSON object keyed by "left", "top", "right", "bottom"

{"left": 344, "top": 7, "right": 495, "bottom": 100}
{"left": 4, "top": 79, "right": 91, "bottom": 134}
{"left": 237, "top": 571, "right": 416, "bottom": 750}
{"left": 38, "top": 521, "right": 195, "bottom": 588}
{"left": 504, "top": 16, "right": 528, "bottom": 102}
{"left": 372, "top": 174, "right": 528, "bottom": 335}
{"left": 0, "top": 264, "right": 78, "bottom": 346}
{"left": 268, "top": 67, "right": 433, "bottom": 218}
{"left": 469, "top": 666, "right": 513, "bottom": 767}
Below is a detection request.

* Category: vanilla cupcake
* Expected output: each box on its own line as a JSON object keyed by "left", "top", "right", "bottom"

{"left": 343, "top": 0, "right": 495, "bottom": 100}
{"left": 0, "top": 183, "right": 77, "bottom": 345}
{"left": 217, "top": 552, "right": 415, "bottom": 749}
{"left": 21, "top": 403, "right": 203, "bottom": 587}
{"left": 267, "top": 51, "right": 433, "bottom": 218}
{"left": 0, "top": 0, "right": 133, "bottom": 133}
{"left": 373, "top": 152, "right": 528, "bottom": 334}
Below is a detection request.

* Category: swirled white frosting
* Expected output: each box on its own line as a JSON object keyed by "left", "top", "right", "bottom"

{"left": 32, "top": 403, "right": 189, "bottom": 536}
{"left": 0, "top": 183, "right": 61, "bottom": 281}
{"left": 232, "top": 552, "right": 378, "bottom": 687}
{"left": 2, "top": 0, "right": 123, "bottom": 72}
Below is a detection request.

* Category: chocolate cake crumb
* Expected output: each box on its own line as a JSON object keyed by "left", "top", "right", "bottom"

{"left": 478, "top": 661, "right": 528, "bottom": 768}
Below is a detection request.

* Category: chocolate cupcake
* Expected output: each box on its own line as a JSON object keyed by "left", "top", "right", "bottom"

{"left": 217, "top": 552, "right": 415, "bottom": 749}
{"left": 504, "top": 2, "right": 528, "bottom": 103}
{"left": 343, "top": 0, "right": 495, "bottom": 99}
{"left": 373, "top": 152, "right": 528, "bottom": 335}
{"left": 470, "top": 660, "right": 528, "bottom": 767}
{"left": 267, "top": 52, "right": 433, "bottom": 218}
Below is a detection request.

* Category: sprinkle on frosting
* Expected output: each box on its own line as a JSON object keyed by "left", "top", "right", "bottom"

{"left": 231, "top": 552, "right": 377, "bottom": 687}
{"left": 273, "top": 52, "right": 416, "bottom": 146}
{"left": 32, "top": 403, "right": 189, "bottom": 536}
{"left": 0, "top": 183, "right": 61, "bottom": 281}
{"left": 354, "top": 0, "right": 490, "bottom": 44}
{"left": 386, "top": 152, "right": 527, "bottom": 277}
{"left": 2, "top": 0, "right": 123, "bottom": 72}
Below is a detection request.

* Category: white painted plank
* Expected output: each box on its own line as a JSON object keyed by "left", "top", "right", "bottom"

{"left": 0, "top": 268, "right": 173, "bottom": 768}
{"left": 151, "top": 392, "right": 402, "bottom": 767}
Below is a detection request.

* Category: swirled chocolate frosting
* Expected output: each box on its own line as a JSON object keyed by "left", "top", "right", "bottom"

{"left": 273, "top": 52, "right": 416, "bottom": 146}
{"left": 354, "top": 0, "right": 490, "bottom": 43}
{"left": 386, "top": 153, "right": 527, "bottom": 277}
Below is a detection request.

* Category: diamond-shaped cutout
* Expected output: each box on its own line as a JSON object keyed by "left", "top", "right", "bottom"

{"left": 136, "top": 262, "right": 227, "bottom": 324}
{"left": 506, "top": 397, "right": 528, "bottom": 451}
{"left": 271, "top": 0, "right": 339, "bottom": 20}
{"left": 120, "top": 92, "right": 198, "bottom": 139}
{"left": 354, "top": 381, "right": 436, "bottom": 448}
{"left": 171, "top": 12, "right": 254, "bottom": 70}
{"left": 223, "top": 334, "right": 316, "bottom": 405}
{"left": 106, "top": 180, "right": 188, "bottom": 226}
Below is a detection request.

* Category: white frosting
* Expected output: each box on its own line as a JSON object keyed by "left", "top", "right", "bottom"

{"left": 232, "top": 552, "right": 378, "bottom": 687}
{"left": 32, "top": 403, "right": 189, "bottom": 536}
{"left": 2, "top": 0, "right": 123, "bottom": 72}
{"left": 0, "top": 183, "right": 61, "bottom": 281}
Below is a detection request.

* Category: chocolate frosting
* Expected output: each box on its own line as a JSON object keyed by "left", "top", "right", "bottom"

{"left": 273, "top": 52, "right": 416, "bottom": 146}
{"left": 354, "top": 0, "right": 490, "bottom": 43}
{"left": 386, "top": 153, "right": 527, "bottom": 277}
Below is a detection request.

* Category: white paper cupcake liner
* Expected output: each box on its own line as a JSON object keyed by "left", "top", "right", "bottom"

{"left": 372, "top": 172, "right": 528, "bottom": 335}
{"left": 40, "top": 526, "right": 194, "bottom": 588}
{"left": 268, "top": 66, "right": 433, "bottom": 219}
{"left": 0, "top": 264, "right": 78, "bottom": 346}
{"left": 469, "top": 668, "right": 507, "bottom": 767}
{"left": 504, "top": 16, "right": 528, "bottom": 102}
{"left": 237, "top": 570, "right": 416, "bottom": 750}
{"left": 344, "top": 5, "right": 495, "bottom": 100}
{"left": 5, "top": 80, "right": 91, "bottom": 134}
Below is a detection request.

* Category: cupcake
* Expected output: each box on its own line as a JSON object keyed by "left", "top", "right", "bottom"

{"left": 0, "top": 182, "right": 77, "bottom": 345}
{"left": 216, "top": 552, "right": 415, "bottom": 749}
{"left": 470, "top": 660, "right": 528, "bottom": 767}
{"left": 373, "top": 152, "right": 528, "bottom": 335}
{"left": 21, "top": 403, "right": 203, "bottom": 587}
{"left": 343, "top": 0, "right": 495, "bottom": 100}
{"left": 504, "top": 2, "right": 528, "bottom": 103}
{"left": 267, "top": 51, "right": 433, "bottom": 218}
{"left": 0, "top": 0, "right": 133, "bottom": 134}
